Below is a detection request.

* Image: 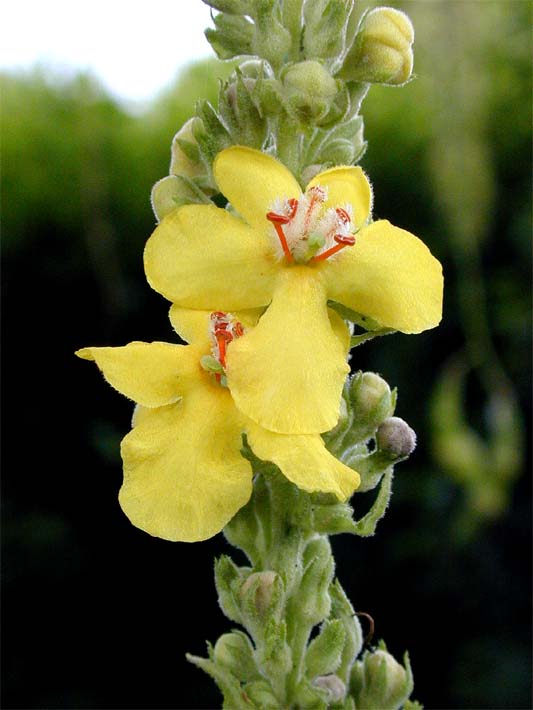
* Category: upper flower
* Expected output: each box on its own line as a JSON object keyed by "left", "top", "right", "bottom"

{"left": 144, "top": 146, "right": 443, "bottom": 435}
{"left": 76, "top": 307, "right": 359, "bottom": 542}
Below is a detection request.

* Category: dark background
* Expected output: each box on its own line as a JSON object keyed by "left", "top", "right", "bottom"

{"left": 2, "top": 2, "right": 531, "bottom": 708}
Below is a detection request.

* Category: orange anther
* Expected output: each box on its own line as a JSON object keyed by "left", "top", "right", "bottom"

{"left": 233, "top": 321, "right": 244, "bottom": 337}
{"left": 336, "top": 207, "right": 351, "bottom": 225}
{"left": 334, "top": 233, "right": 356, "bottom": 246}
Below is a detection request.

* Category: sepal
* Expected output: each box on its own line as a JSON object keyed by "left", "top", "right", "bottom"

{"left": 150, "top": 174, "right": 211, "bottom": 221}
{"left": 305, "top": 618, "right": 346, "bottom": 677}
{"left": 214, "top": 630, "right": 260, "bottom": 682}
{"left": 215, "top": 555, "right": 250, "bottom": 625}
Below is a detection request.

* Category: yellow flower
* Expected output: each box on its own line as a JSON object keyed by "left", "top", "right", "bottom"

{"left": 145, "top": 146, "right": 443, "bottom": 435}
{"left": 76, "top": 308, "right": 359, "bottom": 542}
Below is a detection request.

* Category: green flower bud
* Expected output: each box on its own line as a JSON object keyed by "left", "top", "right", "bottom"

{"left": 297, "top": 536, "right": 334, "bottom": 624}
{"left": 347, "top": 371, "right": 395, "bottom": 444}
{"left": 376, "top": 416, "right": 417, "bottom": 459}
{"left": 351, "top": 648, "right": 413, "bottom": 709}
{"left": 282, "top": 60, "right": 339, "bottom": 122}
{"left": 240, "top": 570, "right": 279, "bottom": 617}
{"left": 169, "top": 117, "right": 204, "bottom": 178}
{"left": 340, "top": 7, "right": 414, "bottom": 86}
{"left": 213, "top": 631, "right": 258, "bottom": 682}
{"left": 312, "top": 674, "right": 346, "bottom": 703}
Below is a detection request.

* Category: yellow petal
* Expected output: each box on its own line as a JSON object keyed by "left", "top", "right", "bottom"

{"left": 323, "top": 220, "right": 443, "bottom": 333}
{"left": 120, "top": 383, "right": 252, "bottom": 542}
{"left": 144, "top": 204, "right": 278, "bottom": 310}
{"left": 307, "top": 165, "right": 372, "bottom": 229}
{"left": 168, "top": 307, "right": 211, "bottom": 348}
{"left": 328, "top": 308, "right": 351, "bottom": 355}
{"left": 226, "top": 267, "right": 350, "bottom": 434}
{"left": 246, "top": 421, "right": 359, "bottom": 501}
{"left": 169, "top": 305, "right": 265, "bottom": 346}
{"left": 76, "top": 342, "right": 201, "bottom": 407}
{"left": 214, "top": 146, "right": 302, "bottom": 233}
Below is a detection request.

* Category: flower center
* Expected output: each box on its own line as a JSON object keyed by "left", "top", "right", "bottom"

{"left": 200, "top": 311, "right": 244, "bottom": 386}
{"left": 266, "top": 186, "right": 357, "bottom": 264}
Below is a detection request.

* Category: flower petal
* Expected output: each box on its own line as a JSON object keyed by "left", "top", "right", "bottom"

{"left": 214, "top": 146, "right": 302, "bottom": 233}
{"left": 328, "top": 308, "right": 351, "bottom": 355}
{"left": 226, "top": 267, "right": 350, "bottom": 434}
{"left": 144, "top": 204, "right": 278, "bottom": 310}
{"left": 246, "top": 421, "right": 359, "bottom": 501}
{"left": 323, "top": 220, "right": 443, "bottom": 333}
{"left": 120, "top": 384, "right": 253, "bottom": 542}
{"left": 307, "top": 166, "right": 372, "bottom": 228}
{"left": 169, "top": 305, "right": 265, "bottom": 347}
{"left": 76, "top": 342, "right": 200, "bottom": 407}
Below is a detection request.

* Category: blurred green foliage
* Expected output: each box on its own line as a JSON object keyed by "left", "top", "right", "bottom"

{"left": 1, "top": 2, "right": 531, "bottom": 709}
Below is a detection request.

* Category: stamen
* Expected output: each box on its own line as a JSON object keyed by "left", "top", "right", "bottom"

{"left": 312, "top": 233, "right": 356, "bottom": 262}
{"left": 335, "top": 207, "right": 351, "bottom": 225}
{"left": 207, "top": 311, "right": 245, "bottom": 384}
{"left": 266, "top": 198, "right": 298, "bottom": 262}
{"left": 215, "top": 329, "right": 232, "bottom": 367}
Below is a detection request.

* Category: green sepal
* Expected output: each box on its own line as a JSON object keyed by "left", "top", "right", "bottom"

{"left": 150, "top": 174, "right": 212, "bottom": 221}
{"left": 310, "top": 498, "right": 358, "bottom": 536}
{"left": 205, "top": 13, "right": 255, "bottom": 60}
{"left": 305, "top": 619, "right": 346, "bottom": 677}
{"left": 344, "top": 450, "right": 395, "bottom": 493}
{"left": 194, "top": 100, "right": 233, "bottom": 163}
{"left": 329, "top": 580, "right": 363, "bottom": 684}
{"left": 173, "top": 136, "right": 202, "bottom": 167}
{"left": 327, "top": 300, "right": 383, "bottom": 331}
{"left": 256, "top": 617, "right": 293, "bottom": 687}
{"left": 350, "top": 327, "right": 396, "bottom": 348}
{"left": 219, "top": 71, "right": 268, "bottom": 148}
{"left": 214, "top": 630, "right": 261, "bottom": 683}
{"left": 352, "top": 469, "right": 394, "bottom": 537}
{"left": 214, "top": 555, "right": 250, "bottom": 625}
{"left": 252, "top": 0, "right": 292, "bottom": 71}
{"left": 243, "top": 679, "right": 279, "bottom": 709}
{"left": 302, "top": 0, "right": 354, "bottom": 65}
{"left": 292, "top": 678, "right": 330, "bottom": 709}
{"left": 296, "top": 536, "right": 334, "bottom": 625}
{"left": 186, "top": 650, "right": 250, "bottom": 710}
{"left": 404, "top": 700, "right": 424, "bottom": 709}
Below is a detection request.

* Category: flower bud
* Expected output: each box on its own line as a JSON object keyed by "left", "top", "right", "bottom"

{"left": 169, "top": 118, "right": 204, "bottom": 178}
{"left": 213, "top": 631, "right": 257, "bottom": 682}
{"left": 376, "top": 416, "right": 417, "bottom": 459}
{"left": 340, "top": 7, "right": 414, "bottom": 86}
{"left": 240, "top": 570, "right": 278, "bottom": 617}
{"left": 282, "top": 60, "right": 339, "bottom": 122}
{"left": 312, "top": 674, "right": 346, "bottom": 703}
{"left": 351, "top": 648, "right": 413, "bottom": 709}
{"left": 347, "top": 371, "right": 395, "bottom": 444}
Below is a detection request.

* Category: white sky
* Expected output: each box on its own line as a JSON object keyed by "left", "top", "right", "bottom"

{"left": 0, "top": 1, "right": 214, "bottom": 104}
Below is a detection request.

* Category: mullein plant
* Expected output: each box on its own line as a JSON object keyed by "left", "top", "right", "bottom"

{"left": 77, "top": 2, "right": 443, "bottom": 708}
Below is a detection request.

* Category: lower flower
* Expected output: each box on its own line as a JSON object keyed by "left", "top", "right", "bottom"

{"left": 76, "top": 308, "right": 359, "bottom": 542}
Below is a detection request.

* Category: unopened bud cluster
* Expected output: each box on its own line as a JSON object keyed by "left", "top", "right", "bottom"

{"left": 151, "top": 1, "right": 416, "bottom": 209}
{"left": 324, "top": 370, "right": 416, "bottom": 493}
